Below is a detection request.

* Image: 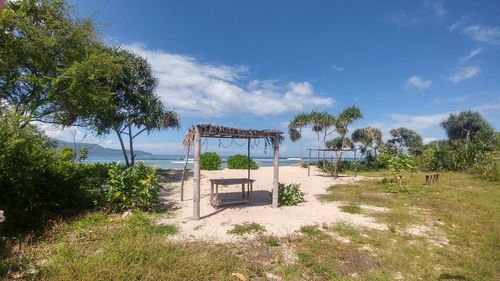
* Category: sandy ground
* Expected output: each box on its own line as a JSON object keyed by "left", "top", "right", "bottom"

{"left": 158, "top": 166, "right": 387, "bottom": 242}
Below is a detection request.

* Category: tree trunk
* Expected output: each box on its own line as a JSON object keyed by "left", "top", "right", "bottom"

{"left": 115, "top": 128, "right": 130, "bottom": 166}
{"left": 299, "top": 128, "right": 303, "bottom": 165}
{"left": 128, "top": 124, "right": 135, "bottom": 165}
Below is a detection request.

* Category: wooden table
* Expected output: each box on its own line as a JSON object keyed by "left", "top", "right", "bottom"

{"left": 209, "top": 178, "right": 255, "bottom": 209}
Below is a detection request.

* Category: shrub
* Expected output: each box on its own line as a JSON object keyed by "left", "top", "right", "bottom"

{"left": 0, "top": 113, "right": 94, "bottom": 233}
{"left": 106, "top": 162, "right": 160, "bottom": 212}
{"left": 278, "top": 183, "right": 306, "bottom": 206}
{"left": 378, "top": 149, "right": 416, "bottom": 192}
{"left": 200, "top": 152, "right": 222, "bottom": 170}
{"left": 227, "top": 154, "right": 258, "bottom": 169}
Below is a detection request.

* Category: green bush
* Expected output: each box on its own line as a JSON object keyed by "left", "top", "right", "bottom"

{"left": 378, "top": 149, "right": 416, "bottom": 192}
{"left": 200, "top": 152, "right": 221, "bottom": 170}
{"left": 106, "top": 162, "right": 160, "bottom": 212}
{"left": 278, "top": 183, "right": 306, "bottom": 206}
{"left": 0, "top": 113, "right": 94, "bottom": 233}
{"left": 227, "top": 154, "right": 258, "bottom": 169}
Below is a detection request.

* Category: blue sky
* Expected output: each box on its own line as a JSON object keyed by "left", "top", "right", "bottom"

{"left": 46, "top": 0, "right": 500, "bottom": 156}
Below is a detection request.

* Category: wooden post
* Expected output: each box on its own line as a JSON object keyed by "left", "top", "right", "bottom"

{"left": 193, "top": 126, "right": 201, "bottom": 220}
{"left": 307, "top": 149, "right": 312, "bottom": 176}
{"left": 354, "top": 149, "right": 357, "bottom": 177}
{"left": 272, "top": 135, "right": 280, "bottom": 208}
{"left": 247, "top": 138, "right": 251, "bottom": 179}
{"left": 180, "top": 145, "right": 191, "bottom": 201}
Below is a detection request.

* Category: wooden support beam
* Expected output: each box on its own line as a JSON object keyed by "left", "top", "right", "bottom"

{"left": 193, "top": 126, "right": 201, "bottom": 220}
{"left": 272, "top": 136, "right": 280, "bottom": 208}
{"left": 247, "top": 138, "right": 251, "bottom": 179}
{"left": 180, "top": 145, "right": 191, "bottom": 201}
{"left": 307, "top": 149, "right": 312, "bottom": 176}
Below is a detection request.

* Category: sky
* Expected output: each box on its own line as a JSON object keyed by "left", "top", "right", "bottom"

{"left": 44, "top": 0, "right": 500, "bottom": 156}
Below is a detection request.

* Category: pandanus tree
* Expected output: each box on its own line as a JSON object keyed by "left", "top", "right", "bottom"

{"left": 388, "top": 127, "right": 423, "bottom": 155}
{"left": 332, "top": 105, "right": 363, "bottom": 177}
{"left": 59, "top": 47, "right": 180, "bottom": 166}
{"left": 288, "top": 112, "right": 310, "bottom": 164}
{"left": 441, "top": 111, "right": 494, "bottom": 145}
{"left": 352, "top": 127, "right": 383, "bottom": 160}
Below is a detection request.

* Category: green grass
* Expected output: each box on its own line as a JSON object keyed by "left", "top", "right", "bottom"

{"left": 227, "top": 222, "right": 266, "bottom": 236}
{"left": 319, "top": 171, "right": 500, "bottom": 280}
{"left": 2, "top": 171, "right": 498, "bottom": 280}
{"left": 339, "top": 204, "right": 362, "bottom": 214}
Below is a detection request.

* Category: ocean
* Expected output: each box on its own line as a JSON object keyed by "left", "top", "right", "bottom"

{"left": 84, "top": 155, "right": 304, "bottom": 169}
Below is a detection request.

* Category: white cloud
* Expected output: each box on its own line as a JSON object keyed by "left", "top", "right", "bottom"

{"left": 124, "top": 43, "right": 334, "bottom": 118}
{"left": 459, "top": 48, "right": 482, "bottom": 63}
{"left": 424, "top": 0, "right": 446, "bottom": 18}
{"left": 447, "top": 66, "right": 480, "bottom": 83}
{"left": 387, "top": 12, "right": 423, "bottom": 27}
{"left": 432, "top": 95, "right": 471, "bottom": 104}
{"left": 463, "top": 25, "right": 500, "bottom": 44}
{"left": 330, "top": 65, "right": 344, "bottom": 72}
{"left": 405, "top": 75, "right": 432, "bottom": 90}
{"left": 390, "top": 113, "right": 449, "bottom": 131}
{"left": 423, "top": 137, "right": 438, "bottom": 144}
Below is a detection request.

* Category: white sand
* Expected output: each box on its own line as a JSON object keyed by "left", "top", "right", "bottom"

{"left": 159, "top": 166, "right": 387, "bottom": 242}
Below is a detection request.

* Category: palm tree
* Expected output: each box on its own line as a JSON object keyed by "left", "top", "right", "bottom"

{"left": 308, "top": 111, "right": 325, "bottom": 161}
{"left": 332, "top": 105, "right": 363, "bottom": 177}
{"left": 352, "top": 127, "right": 383, "bottom": 159}
{"left": 288, "top": 112, "right": 310, "bottom": 164}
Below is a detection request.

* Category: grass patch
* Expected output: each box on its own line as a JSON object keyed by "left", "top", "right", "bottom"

{"left": 300, "top": 225, "right": 323, "bottom": 237}
{"left": 339, "top": 204, "right": 362, "bottom": 214}
{"left": 265, "top": 236, "right": 280, "bottom": 247}
{"left": 227, "top": 223, "right": 266, "bottom": 236}
{"left": 318, "top": 171, "right": 500, "bottom": 280}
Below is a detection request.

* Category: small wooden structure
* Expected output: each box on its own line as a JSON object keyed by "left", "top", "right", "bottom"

{"left": 183, "top": 124, "right": 283, "bottom": 220}
{"left": 306, "top": 148, "right": 358, "bottom": 177}
{"left": 425, "top": 173, "right": 439, "bottom": 185}
{"left": 210, "top": 178, "right": 255, "bottom": 209}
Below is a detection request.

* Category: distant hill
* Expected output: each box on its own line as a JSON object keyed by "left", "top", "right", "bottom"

{"left": 53, "top": 139, "right": 153, "bottom": 157}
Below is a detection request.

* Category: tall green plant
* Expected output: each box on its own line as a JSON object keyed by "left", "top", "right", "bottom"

{"left": 106, "top": 162, "right": 160, "bottom": 211}
{"left": 379, "top": 149, "right": 416, "bottom": 192}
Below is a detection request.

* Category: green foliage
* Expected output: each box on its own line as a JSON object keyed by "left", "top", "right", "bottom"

{"left": 200, "top": 152, "right": 222, "bottom": 170}
{"left": 227, "top": 154, "right": 258, "bottom": 169}
{"left": 0, "top": 112, "right": 96, "bottom": 233}
{"left": 106, "top": 162, "right": 160, "bottom": 212}
{"left": 0, "top": 0, "right": 100, "bottom": 126}
{"left": 441, "top": 111, "right": 494, "bottom": 142}
{"left": 388, "top": 127, "right": 423, "bottom": 155}
{"left": 352, "top": 127, "right": 383, "bottom": 159}
{"left": 278, "top": 183, "right": 306, "bottom": 206}
{"left": 378, "top": 149, "right": 416, "bottom": 192}
{"left": 227, "top": 223, "right": 266, "bottom": 235}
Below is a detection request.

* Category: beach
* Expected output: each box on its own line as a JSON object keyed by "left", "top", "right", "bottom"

{"left": 159, "top": 166, "right": 387, "bottom": 242}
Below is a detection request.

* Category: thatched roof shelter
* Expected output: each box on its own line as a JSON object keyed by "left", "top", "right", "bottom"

{"left": 182, "top": 124, "right": 283, "bottom": 220}
{"left": 183, "top": 124, "right": 283, "bottom": 149}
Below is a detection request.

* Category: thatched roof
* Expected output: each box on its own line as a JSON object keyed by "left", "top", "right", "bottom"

{"left": 183, "top": 124, "right": 283, "bottom": 149}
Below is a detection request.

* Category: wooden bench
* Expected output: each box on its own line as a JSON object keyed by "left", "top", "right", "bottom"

{"left": 425, "top": 173, "right": 439, "bottom": 185}
{"left": 210, "top": 178, "right": 255, "bottom": 209}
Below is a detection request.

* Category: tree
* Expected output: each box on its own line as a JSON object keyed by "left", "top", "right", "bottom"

{"left": 288, "top": 112, "right": 310, "bottom": 164}
{"left": 63, "top": 48, "right": 180, "bottom": 166}
{"left": 388, "top": 127, "right": 423, "bottom": 154}
{"left": 441, "top": 111, "right": 494, "bottom": 143}
{"left": 352, "top": 127, "right": 383, "bottom": 159}
{"left": 331, "top": 105, "right": 363, "bottom": 176}
{"left": 0, "top": 0, "right": 99, "bottom": 127}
